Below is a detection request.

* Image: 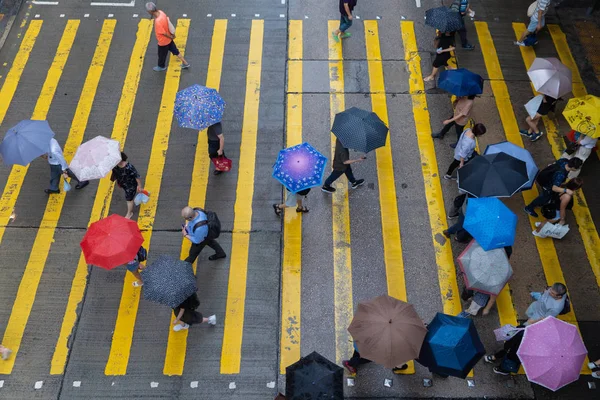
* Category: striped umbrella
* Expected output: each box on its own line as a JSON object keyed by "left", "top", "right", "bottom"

{"left": 331, "top": 107, "right": 388, "bottom": 153}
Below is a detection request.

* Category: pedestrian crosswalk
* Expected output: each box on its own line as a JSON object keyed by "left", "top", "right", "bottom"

{"left": 0, "top": 16, "right": 598, "bottom": 386}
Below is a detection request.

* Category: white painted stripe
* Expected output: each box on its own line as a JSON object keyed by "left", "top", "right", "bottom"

{"left": 90, "top": 0, "right": 135, "bottom": 6}
{"left": 207, "top": 13, "right": 212, "bottom": 17}
{"left": 34, "top": 14, "right": 40, "bottom": 18}
{"left": 59, "top": 14, "right": 64, "bottom": 17}
{"left": 281, "top": 0, "right": 285, "bottom": 3}
{"left": 32, "top": 1, "right": 59, "bottom": 4}
{"left": 280, "top": 14, "right": 285, "bottom": 17}
{"left": 84, "top": 13, "right": 89, "bottom": 17}
{"left": 108, "top": 13, "right": 114, "bottom": 17}
{"left": 416, "top": 0, "right": 421, "bottom": 7}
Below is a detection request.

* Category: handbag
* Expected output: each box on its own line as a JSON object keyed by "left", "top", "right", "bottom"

{"left": 538, "top": 222, "right": 570, "bottom": 239}
{"left": 494, "top": 324, "right": 524, "bottom": 342}
{"left": 63, "top": 180, "right": 71, "bottom": 192}
{"left": 134, "top": 190, "right": 150, "bottom": 206}
{"left": 527, "top": 1, "right": 538, "bottom": 17}
{"left": 211, "top": 155, "right": 232, "bottom": 172}
{"left": 500, "top": 357, "right": 520, "bottom": 373}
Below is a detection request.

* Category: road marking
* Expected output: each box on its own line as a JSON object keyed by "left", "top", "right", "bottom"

{"left": 364, "top": 20, "right": 413, "bottom": 374}
{"left": 90, "top": 1, "right": 135, "bottom": 6}
{"left": 327, "top": 19, "right": 354, "bottom": 365}
{"left": 104, "top": 19, "right": 189, "bottom": 375}
{"left": 50, "top": 19, "right": 152, "bottom": 375}
{"left": 0, "top": 19, "right": 113, "bottom": 375}
{"left": 220, "top": 19, "right": 264, "bottom": 375}
{"left": 416, "top": 0, "right": 421, "bottom": 7}
{"left": 475, "top": 21, "right": 590, "bottom": 374}
{"left": 163, "top": 19, "right": 227, "bottom": 376}
{"left": 279, "top": 19, "right": 303, "bottom": 375}
{"left": 31, "top": 1, "right": 59, "bottom": 5}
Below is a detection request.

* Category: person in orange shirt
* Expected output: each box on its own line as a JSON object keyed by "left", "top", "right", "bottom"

{"left": 146, "top": 2, "right": 190, "bottom": 72}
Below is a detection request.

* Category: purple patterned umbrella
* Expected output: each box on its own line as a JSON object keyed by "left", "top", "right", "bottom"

{"left": 272, "top": 142, "right": 327, "bottom": 193}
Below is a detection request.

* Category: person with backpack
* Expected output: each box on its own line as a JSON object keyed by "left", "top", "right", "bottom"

{"left": 532, "top": 178, "right": 583, "bottom": 238}
{"left": 181, "top": 206, "right": 226, "bottom": 263}
{"left": 126, "top": 246, "right": 147, "bottom": 287}
{"left": 449, "top": 0, "right": 475, "bottom": 50}
{"left": 524, "top": 157, "right": 583, "bottom": 218}
{"left": 524, "top": 282, "right": 568, "bottom": 326}
{"left": 520, "top": 94, "right": 559, "bottom": 142}
{"left": 515, "top": 0, "right": 552, "bottom": 47}
{"left": 172, "top": 292, "right": 216, "bottom": 332}
{"left": 483, "top": 330, "right": 524, "bottom": 375}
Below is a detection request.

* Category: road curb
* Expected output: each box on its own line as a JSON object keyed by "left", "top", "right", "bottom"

{"left": 0, "top": 0, "right": 27, "bottom": 52}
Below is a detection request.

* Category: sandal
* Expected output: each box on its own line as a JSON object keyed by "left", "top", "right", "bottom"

{"left": 132, "top": 281, "right": 143, "bottom": 287}
{"left": 296, "top": 207, "right": 309, "bottom": 213}
{"left": 272, "top": 204, "right": 282, "bottom": 216}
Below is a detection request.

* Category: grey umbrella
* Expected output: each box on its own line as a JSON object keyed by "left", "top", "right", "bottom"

{"left": 0, "top": 120, "right": 55, "bottom": 166}
{"left": 140, "top": 255, "right": 197, "bottom": 308}
{"left": 457, "top": 240, "right": 512, "bottom": 296}
{"left": 527, "top": 57, "right": 572, "bottom": 99}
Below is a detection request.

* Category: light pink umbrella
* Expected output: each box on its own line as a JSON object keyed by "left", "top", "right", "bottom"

{"left": 69, "top": 136, "right": 121, "bottom": 181}
{"left": 517, "top": 316, "right": 587, "bottom": 391}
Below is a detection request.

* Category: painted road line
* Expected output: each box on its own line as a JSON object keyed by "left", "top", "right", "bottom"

{"left": 163, "top": 19, "right": 227, "bottom": 376}
{"left": 50, "top": 19, "right": 152, "bottom": 375}
{"left": 0, "top": 20, "right": 113, "bottom": 375}
{"left": 220, "top": 19, "right": 264, "bottom": 374}
{"left": 90, "top": 1, "right": 135, "bottom": 6}
{"left": 279, "top": 19, "right": 303, "bottom": 375}
{"left": 105, "top": 19, "right": 189, "bottom": 376}
{"left": 513, "top": 23, "right": 600, "bottom": 292}
{"left": 475, "top": 21, "right": 590, "bottom": 374}
{"left": 327, "top": 19, "right": 354, "bottom": 366}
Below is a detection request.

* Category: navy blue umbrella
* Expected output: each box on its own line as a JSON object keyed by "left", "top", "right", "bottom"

{"left": 331, "top": 107, "right": 388, "bottom": 153}
{"left": 425, "top": 7, "right": 463, "bottom": 33}
{"left": 417, "top": 313, "right": 485, "bottom": 379}
{"left": 438, "top": 69, "right": 484, "bottom": 97}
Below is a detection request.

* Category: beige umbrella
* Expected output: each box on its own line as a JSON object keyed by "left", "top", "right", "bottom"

{"left": 348, "top": 295, "right": 428, "bottom": 369}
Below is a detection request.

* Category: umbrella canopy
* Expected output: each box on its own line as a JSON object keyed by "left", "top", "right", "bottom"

{"left": 173, "top": 84, "right": 225, "bottom": 131}
{"left": 285, "top": 351, "right": 343, "bottom": 400}
{"left": 140, "top": 255, "right": 197, "bottom": 308}
{"left": 463, "top": 198, "right": 517, "bottom": 251}
{"left": 458, "top": 153, "right": 529, "bottom": 198}
{"left": 425, "top": 7, "right": 463, "bottom": 32}
{"left": 417, "top": 313, "right": 485, "bottom": 379}
{"left": 0, "top": 120, "right": 55, "bottom": 166}
{"left": 331, "top": 107, "right": 388, "bottom": 153}
{"left": 272, "top": 142, "right": 327, "bottom": 193}
{"left": 347, "top": 295, "right": 428, "bottom": 369}
{"left": 69, "top": 136, "right": 121, "bottom": 181}
{"left": 484, "top": 141, "right": 538, "bottom": 190}
{"left": 80, "top": 214, "right": 144, "bottom": 269}
{"left": 527, "top": 57, "right": 572, "bottom": 99}
{"left": 438, "top": 68, "right": 484, "bottom": 97}
{"left": 562, "top": 95, "right": 600, "bottom": 138}
{"left": 457, "top": 240, "right": 513, "bottom": 295}
{"left": 517, "top": 317, "right": 587, "bottom": 391}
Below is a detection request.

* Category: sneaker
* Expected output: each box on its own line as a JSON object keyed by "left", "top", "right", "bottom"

{"left": 1, "top": 348, "right": 12, "bottom": 360}
{"left": 593, "top": 371, "right": 600, "bottom": 379}
{"left": 514, "top": 41, "right": 525, "bottom": 47}
{"left": 535, "top": 222, "right": 541, "bottom": 227}
{"left": 493, "top": 367, "right": 509, "bottom": 375}
{"left": 462, "top": 43, "right": 475, "bottom": 50}
{"left": 523, "top": 206, "right": 538, "bottom": 218}
{"left": 173, "top": 323, "right": 190, "bottom": 332}
{"left": 153, "top": 66, "right": 167, "bottom": 72}
{"left": 75, "top": 181, "right": 89, "bottom": 189}
{"left": 342, "top": 360, "right": 357, "bottom": 375}
{"left": 443, "top": 174, "right": 453, "bottom": 180}
{"left": 448, "top": 213, "right": 459, "bottom": 219}
{"left": 442, "top": 229, "right": 451, "bottom": 238}
{"left": 532, "top": 230, "right": 544, "bottom": 238}
{"left": 213, "top": 170, "right": 223, "bottom": 175}
{"left": 392, "top": 364, "right": 409, "bottom": 374}
{"left": 341, "top": 32, "right": 351, "bottom": 39}
{"left": 207, "top": 315, "right": 217, "bottom": 326}
{"left": 331, "top": 31, "right": 340, "bottom": 43}
{"left": 351, "top": 179, "right": 365, "bottom": 189}
{"left": 449, "top": 142, "right": 457, "bottom": 149}
{"left": 44, "top": 189, "right": 60, "bottom": 194}
{"left": 181, "top": 63, "right": 190, "bottom": 69}
{"left": 209, "top": 253, "right": 226, "bottom": 261}
{"left": 530, "top": 132, "right": 544, "bottom": 142}
{"left": 431, "top": 132, "right": 444, "bottom": 139}
{"left": 484, "top": 355, "right": 496, "bottom": 364}
{"left": 321, "top": 185, "right": 336, "bottom": 194}
{"left": 588, "top": 361, "right": 600, "bottom": 370}
{"left": 519, "top": 129, "right": 532, "bottom": 137}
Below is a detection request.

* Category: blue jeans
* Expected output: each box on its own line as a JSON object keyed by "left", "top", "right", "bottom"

{"left": 339, "top": 14, "right": 352, "bottom": 32}
{"left": 49, "top": 164, "right": 85, "bottom": 191}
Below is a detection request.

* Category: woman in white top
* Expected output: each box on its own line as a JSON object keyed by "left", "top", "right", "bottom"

{"left": 561, "top": 131, "right": 597, "bottom": 178}
{"left": 444, "top": 123, "right": 486, "bottom": 179}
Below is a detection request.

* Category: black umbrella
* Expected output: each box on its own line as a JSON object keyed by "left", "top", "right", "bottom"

{"left": 425, "top": 7, "right": 463, "bottom": 33}
{"left": 458, "top": 153, "right": 529, "bottom": 198}
{"left": 140, "top": 254, "right": 197, "bottom": 308}
{"left": 285, "top": 351, "right": 343, "bottom": 400}
{"left": 331, "top": 107, "right": 388, "bottom": 153}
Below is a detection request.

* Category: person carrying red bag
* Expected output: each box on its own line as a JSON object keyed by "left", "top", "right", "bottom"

{"left": 207, "top": 122, "right": 231, "bottom": 175}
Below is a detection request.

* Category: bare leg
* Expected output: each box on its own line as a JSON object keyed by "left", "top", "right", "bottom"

{"left": 130, "top": 270, "right": 143, "bottom": 286}
{"left": 424, "top": 67, "right": 439, "bottom": 81}
{"left": 520, "top": 30, "right": 529, "bottom": 42}
{"left": 177, "top": 53, "right": 189, "bottom": 65}
{"left": 535, "top": 221, "right": 548, "bottom": 233}
{"left": 125, "top": 200, "right": 134, "bottom": 219}
{"left": 482, "top": 295, "right": 497, "bottom": 315}
{"left": 526, "top": 115, "right": 540, "bottom": 134}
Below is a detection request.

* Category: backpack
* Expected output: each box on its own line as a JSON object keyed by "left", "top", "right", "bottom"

{"left": 136, "top": 246, "right": 147, "bottom": 262}
{"left": 560, "top": 294, "right": 571, "bottom": 315}
{"left": 523, "top": 33, "right": 538, "bottom": 47}
{"left": 536, "top": 162, "right": 561, "bottom": 189}
{"left": 192, "top": 207, "right": 221, "bottom": 239}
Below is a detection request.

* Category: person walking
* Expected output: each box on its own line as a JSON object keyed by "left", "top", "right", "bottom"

{"left": 42, "top": 138, "right": 89, "bottom": 194}
{"left": 111, "top": 152, "right": 143, "bottom": 219}
{"left": 125, "top": 246, "right": 147, "bottom": 287}
{"left": 424, "top": 31, "right": 456, "bottom": 82}
{"left": 181, "top": 206, "right": 226, "bottom": 262}
{"left": 342, "top": 343, "right": 408, "bottom": 375}
{"left": 0, "top": 344, "right": 12, "bottom": 360}
{"left": 515, "top": 0, "right": 552, "bottom": 46}
{"left": 561, "top": 131, "right": 598, "bottom": 178}
{"left": 146, "top": 2, "right": 190, "bottom": 72}
{"left": 321, "top": 139, "right": 365, "bottom": 193}
{"left": 524, "top": 157, "right": 582, "bottom": 217}
{"left": 524, "top": 283, "right": 567, "bottom": 326}
{"left": 207, "top": 122, "right": 226, "bottom": 175}
{"left": 443, "top": 193, "right": 471, "bottom": 242}
{"left": 443, "top": 123, "right": 486, "bottom": 179}
{"left": 483, "top": 330, "right": 524, "bottom": 375}
{"left": 172, "top": 292, "right": 216, "bottom": 332}
{"left": 449, "top": 0, "right": 475, "bottom": 50}
{"left": 332, "top": 0, "right": 357, "bottom": 43}
{"left": 432, "top": 95, "right": 475, "bottom": 143}
{"left": 273, "top": 188, "right": 310, "bottom": 216}
{"left": 519, "top": 94, "right": 558, "bottom": 141}
{"left": 532, "top": 178, "right": 583, "bottom": 238}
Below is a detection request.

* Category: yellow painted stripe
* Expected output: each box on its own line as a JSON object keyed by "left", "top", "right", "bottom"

{"left": 220, "top": 19, "right": 264, "bottom": 374}
{"left": 50, "top": 19, "right": 152, "bottom": 375}
{"left": 363, "top": 21, "right": 413, "bottom": 374}
{"left": 279, "top": 19, "right": 303, "bottom": 375}
{"left": 105, "top": 20, "right": 189, "bottom": 376}
{"left": 327, "top": 19, "right": 354, "bottom": 366}
{"left": 163, "top": 19, "right": 227, "bottom": 376}
{"left": 0, "top": 20, "right": 113, "bottom": 374}
{"left": 475, "top": 21, "right": 590, "bottom": 374}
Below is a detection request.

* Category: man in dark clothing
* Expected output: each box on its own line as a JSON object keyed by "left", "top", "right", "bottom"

{"left": 321, "top": 139, "right": 365, "bottom": 193}
{"left": 207, "top": 122, "right": 226, "bottom": 175}
{"left": 450, "top": 0, "right": 475, "bottom": 50}
{"left": 524, "top": 157, "right": 582, "bottom": 217}
{"left": 484, "top": 330, "right": 524, "bottom": 375}
{"left": 332, "top": 0, "right": 357, "bottom": 42}
{"left": 182, "top": 206, "right": 226, "bottom": 262}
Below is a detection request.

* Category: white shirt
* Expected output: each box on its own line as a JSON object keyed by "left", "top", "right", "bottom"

{"left": 47, "top": 138, "right": 68, "bottom": 170}
{"left": 579, "top": 134, "right": 598, "bottom": 149}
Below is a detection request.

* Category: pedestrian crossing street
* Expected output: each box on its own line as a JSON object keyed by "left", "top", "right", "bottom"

{"left": 0, "top": 15, "right": 599, "bottom": 384}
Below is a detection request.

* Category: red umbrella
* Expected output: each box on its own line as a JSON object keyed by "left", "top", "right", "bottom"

{"left": 80, "top": 214, "right": 144, "bottom": 269}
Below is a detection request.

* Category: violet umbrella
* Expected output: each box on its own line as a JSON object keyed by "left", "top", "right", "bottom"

{"left": 272, "top": 142, "right": 327, "bottom": 193}
{"left": 517, "top": 316, "right": 587, "bottom": 391}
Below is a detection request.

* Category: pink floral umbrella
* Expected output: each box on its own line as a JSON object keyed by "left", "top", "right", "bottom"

{"left": 69, "top": 136, "right": 121, "bottom": 181}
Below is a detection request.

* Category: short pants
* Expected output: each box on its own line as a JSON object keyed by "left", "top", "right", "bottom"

{"left": 126, "top": 260, "right": 139, "bottom": 273}
{"left": 527, "top": 16, "right": 545, "bottom": 33}
{"left": 285, "top": 191, "right": 302, "bottom": 208}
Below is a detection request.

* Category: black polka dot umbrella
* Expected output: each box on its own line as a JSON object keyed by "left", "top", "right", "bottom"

{"left": 140, "top": 254, "right": 197, "bottom": 308}
{"left": 331, "top": 107, "right": 389, "bottom": 153}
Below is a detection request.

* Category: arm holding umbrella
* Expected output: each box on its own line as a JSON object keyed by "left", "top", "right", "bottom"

{"left": 344, "top": 155, "right": 367, "bottom": 165}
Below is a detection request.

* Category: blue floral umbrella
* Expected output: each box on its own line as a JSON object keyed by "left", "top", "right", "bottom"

{"left": 173, "top": 84, "right": 225, "bottom": 131}
{"left": 272, "top": 142, "right": 327, "bottom": 193}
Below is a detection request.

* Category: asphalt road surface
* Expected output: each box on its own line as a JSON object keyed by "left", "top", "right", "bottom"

{"left": 0, "top": 0, "right": 599, "bottom": 399}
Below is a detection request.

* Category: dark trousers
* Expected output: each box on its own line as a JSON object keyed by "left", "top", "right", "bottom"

{"left": 347, "top": 350, "right": 371, "bottom": 369}
{"left": 185, "top": 238, "right": 226, "bottom": 264}
{"left": 50, "top": 165, "right": 86, "bottom": 191}
{"left": 458, "top": 16, "right": 468, "bottom": 46}
{"left": 157, "top": 41, "right": 180, "bottom": 68}
{"left": 446, "top": 159, "right": 462, "bottom": 176}
{"left": 526, "top": 188, "right": 553, "bottom": 210}
{"left": 439, "top": 119, "right": 465, "bottom": 141}
{"left": 324, "top": 167, "right": 356, "bottom": 187}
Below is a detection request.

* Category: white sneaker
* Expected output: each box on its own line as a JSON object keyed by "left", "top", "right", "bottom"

{"left": 1, "top": 348, "right": 12, "bottom": 360}
{"left": 207, "top": 315, "right": 217, "bottom": 326}
{"left": 514, "top": 41, "right": 525, "bottom": 47}
{"left": 532, "top": 230, "right": 545, "bottom": 238}
{"left": 593, "top": 371, "right": 600, "bottom": 379}
{"left": 173, "top": 323, "right": 190, "bottom": 332}
{"left": 535, "top": 222, "right": 541, "bottom": 227}
{"left": 589, "top": 361, "right": 599, "bottom": 370}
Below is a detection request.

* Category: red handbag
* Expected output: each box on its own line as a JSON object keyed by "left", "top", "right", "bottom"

{"left": 211, "top": 155, "right": 232, "bottom": 172}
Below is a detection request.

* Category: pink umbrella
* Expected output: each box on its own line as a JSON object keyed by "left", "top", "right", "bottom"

{"left": 517, "top": 317, "right": 587, "bottom": 391}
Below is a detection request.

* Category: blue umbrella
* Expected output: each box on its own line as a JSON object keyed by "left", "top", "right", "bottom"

{"left": 173, "top": 84, "right": 225, "bottom": 131}
{"left": 0, "top": 120, "right": 55, "bottom": 166}
{"left": 438, "top": 69, "right": 484, "bottom": 97}
{"left": 273, "top": 142, "right": 327, "bottom": 193}
{"left": 417, "top": 313, "right": 485, "bottom": 379}
{"left": 484, "top": 141, "right": 538, "bottom": 190}
{"left": 463, "top": 198, "right": 517, "bottom": 251}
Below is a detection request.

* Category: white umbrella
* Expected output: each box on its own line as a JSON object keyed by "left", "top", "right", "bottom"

{"left": 527, "top": 57, "right": 572, "bottom": 99}
{"left": 69, "top": 136, "right": 121, "bottom": 181}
